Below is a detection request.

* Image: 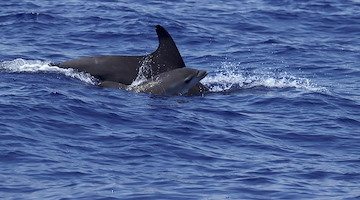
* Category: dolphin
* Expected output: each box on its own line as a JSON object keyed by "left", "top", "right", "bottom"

{"left": 99, "top": 68, "right": 207, "bottom": 96}
{"left": 54, "top": 25, "right": 208, "bottom": 95}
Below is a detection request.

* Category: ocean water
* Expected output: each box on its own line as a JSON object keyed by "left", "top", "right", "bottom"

{"left": 1, "top": 0, "right": 359, "bottom": 199}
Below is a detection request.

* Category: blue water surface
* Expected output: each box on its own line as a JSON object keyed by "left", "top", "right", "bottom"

{"left": 1, "top": 0, "right": 360, "bottom": 199}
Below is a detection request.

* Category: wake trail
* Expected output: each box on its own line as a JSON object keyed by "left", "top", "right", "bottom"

{"left": 201, "top": 62, "right": 329, "bottom": 94}
{"left": 0, "top": 58, "right": 97, "bottom": 85}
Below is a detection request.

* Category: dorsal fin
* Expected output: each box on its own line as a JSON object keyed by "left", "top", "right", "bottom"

{"left": 150, "top": 25, "right": 186, "bottom": 70}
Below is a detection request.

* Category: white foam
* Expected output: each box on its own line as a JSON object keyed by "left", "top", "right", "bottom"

{"left": 129, "top": 56, "right": 152, "bottom": 87}
{"left": 201, "top": 62, "right": 329, "bottom": 94}
{"left": 0, "top": 58, "right": 97, "bottom": 85}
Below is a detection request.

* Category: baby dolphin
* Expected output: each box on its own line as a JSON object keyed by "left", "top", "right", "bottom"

{"left": 100, "top": 68, "right": 207, "bottom": 96}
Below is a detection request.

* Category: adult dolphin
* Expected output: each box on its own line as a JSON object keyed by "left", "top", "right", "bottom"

{"left": 54, "top": 25, "right": 208, "bottom": 95}
{"left": 100, "top": 68, "right": 207, "bottom": 96}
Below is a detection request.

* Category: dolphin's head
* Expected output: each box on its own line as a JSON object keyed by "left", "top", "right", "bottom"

{"left": 158, "top": 68, "right": 207, "bottom": 96}
{"left": 134, "top": 68, "right": 207, "bottom": 96}
{"left": 179, "top": 69, "right": 208, "bottom": 95}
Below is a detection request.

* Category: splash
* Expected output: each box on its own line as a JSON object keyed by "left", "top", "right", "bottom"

{"left": 201, "top": 62, "right": 329, "bottom": 94}
{"left": 131, "top": 55, "right": 153, "bottom": 86}
{"left": 0, "top": 58, "right": 97, "bottom": 85}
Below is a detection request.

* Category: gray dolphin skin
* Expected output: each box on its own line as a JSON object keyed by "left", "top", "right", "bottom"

{"left": 99, "top": 68, "right": 207, "bottom": 96}
{"left": 54, "top": 25, "right": 208, "bottom": 95}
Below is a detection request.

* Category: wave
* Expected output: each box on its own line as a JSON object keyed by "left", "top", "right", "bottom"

{"left": 0, "top": 59, "right": 97, "bottom": 85}
{"left": 202, "top": 62, "right": 329, "bottom": 94}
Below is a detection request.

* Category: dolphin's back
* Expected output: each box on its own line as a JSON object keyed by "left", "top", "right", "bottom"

{"left": 58, "top": 55, "right": 142, "bottom": 84}
{"left": 56, "top": 25, "right": 186, "bottom": 85}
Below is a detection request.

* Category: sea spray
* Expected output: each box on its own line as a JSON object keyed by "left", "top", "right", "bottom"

{"left": 0, "top": 59, "right": 97, "bottom": 85}
{"left": 201, "top": 61, "right": 329, "bottom": 94}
